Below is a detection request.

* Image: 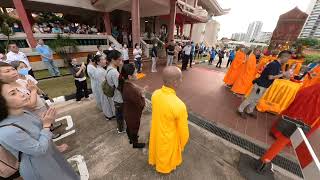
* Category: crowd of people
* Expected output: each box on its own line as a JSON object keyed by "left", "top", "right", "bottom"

{"left": 32, "top": 23, "right": 99, "bottom": 34}
{"left": 1, "top": 35, "right": 319, "bottom": 179}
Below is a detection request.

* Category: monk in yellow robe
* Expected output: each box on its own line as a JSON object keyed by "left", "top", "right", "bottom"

{"left": 231, "top": 49, "right": 258, "bottom": 95}
{"left": 149, "top": 66, "right": 189, "bottom": 174}
{"left": 301, "top": 64, "right": 320, "bottom": 89}
{"left": 223, "top": 48, "right": 246, "bottom": 86}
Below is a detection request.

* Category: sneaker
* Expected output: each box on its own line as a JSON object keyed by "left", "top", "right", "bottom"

{"left": 50, "top": 122, "right": 62, "bottom": 131}
{"left": 133, "top": 142, "right": 146, "bottom": 149}
{"left": 237, "top": 110, "right": 247, "bottom": 119}
{"left": 246, "top": 112, "right": 257, "bottom": 119}
{"left": 52, "top": 133, "right": 61, "bottom": 139}
{"left": 117, "top": 128, "right": 126, "bottom": 134}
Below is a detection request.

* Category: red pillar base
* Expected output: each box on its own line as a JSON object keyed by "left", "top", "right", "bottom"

{"left": 168, "top": 0, "right": 177, "bottom": 41}
{"left": 131, "top": 0, "right": 140, "bottom": 47}
{"left": 103, "top": 12, "right": 112, "bottom": 35}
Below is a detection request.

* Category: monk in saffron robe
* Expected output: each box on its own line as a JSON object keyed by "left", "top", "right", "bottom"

{"left": 270, "top": 83, "right": 320, "bottom": 139}
{"left": 223, "top": 48, "right": 246, "bottom": 86}
{"left": 300, "top": 64, "right": 320, "bottom": 89}
{"left": 231, "top": 49, "right": 258, "bottom": 95}
{"left": 149, "top": 66, "right": 189, "bottom": 174}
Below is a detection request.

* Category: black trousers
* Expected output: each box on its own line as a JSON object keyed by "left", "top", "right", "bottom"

{"left": 226, "top": 59, "right": 233, "bottom": 67}
{"left": 216, "top": 57, "right": 223, "bottom": 68}
{"left": 209, "top": 57, "right": 214, "bottom": 64}
{"left": 28, "top": 69, "right": 35, "bottom": 78}
{"left": 189, "top": 54, "right": 193, "bottom": 67}
{"left": 74, "top": 79, "right": 89, "bottom": 101}
{"left": 182, "top": 55, "right": 190, "bottom": 70}
{"left": 114, "top": 102, "right": 124, "bottom": 132}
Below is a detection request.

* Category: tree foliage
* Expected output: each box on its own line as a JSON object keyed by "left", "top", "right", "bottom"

{"left": 295, "top": 38, "right": 319, "bottom": 48}
{"left": 47, "top": 34, "right": 78, "bottom": 65}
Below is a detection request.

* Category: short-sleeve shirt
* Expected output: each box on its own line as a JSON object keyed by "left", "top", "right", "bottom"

{"left": 69, "top": 64, "right": 86, "bottom": 81}
{"left": 36, "top": 45, "right": 52, "bottom": 62}
{"left": 6, "top": 51, "right": 31, "bottom": 70}
{"left": 106, "top": 66, "right": 123, "bottom": 103}
{"left": 256, "top": 60, "right": 282, "bottom": 88}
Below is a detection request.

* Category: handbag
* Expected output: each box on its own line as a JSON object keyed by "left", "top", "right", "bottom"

{"left": 102, "top": 69, "right": 115, "bottom": 97}
{"left": 0, "top": 124, "right": 29, "bottom": 178}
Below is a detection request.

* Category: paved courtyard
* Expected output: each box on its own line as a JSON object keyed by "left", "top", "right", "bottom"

{"left": 135, "top": 60, "right": 294, "bottom": 154}
{"left": 52, "top": 100, "right": 292, "bottom": 180}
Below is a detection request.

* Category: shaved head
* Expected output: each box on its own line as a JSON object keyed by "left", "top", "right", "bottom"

{"left": 162, "top": 66, "right": 182, "bottom": 88}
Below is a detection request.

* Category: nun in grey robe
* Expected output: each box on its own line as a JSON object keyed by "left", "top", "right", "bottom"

{"left": 0, "top": 111, "right": 79, "bottom": 180}
{"left": 94, "top": 65, "right": 115, "bottom": 119}
{"left": 87, "top": 63, "right": 102, "bottom": 110}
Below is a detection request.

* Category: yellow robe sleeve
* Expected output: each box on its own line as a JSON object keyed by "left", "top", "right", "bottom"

{"left": 176, "top": 105, "right": 189, "bottom": 151}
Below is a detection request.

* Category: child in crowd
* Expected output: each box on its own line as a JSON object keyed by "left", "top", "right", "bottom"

{"left": 69, "top": 58, "right": 89, "bottom": 102}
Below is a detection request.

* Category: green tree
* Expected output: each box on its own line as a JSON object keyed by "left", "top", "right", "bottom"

{"left": 295, "top": 38, "right": 319, "bottom": 48}
{"left": 47, "top": 34, "right": 78, "bottom": 66}
{"left": 0, "top": 22, "right": 14, "bottom": 53}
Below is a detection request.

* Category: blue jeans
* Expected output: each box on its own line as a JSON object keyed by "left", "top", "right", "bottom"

{"left": 43, "top": 60, "right": 60, "bottom": 76}
{"left": 135, "top": 58, "right": 142, "bottom": 73}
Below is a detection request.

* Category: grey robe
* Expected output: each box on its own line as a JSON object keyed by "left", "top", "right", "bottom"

{"left": 87, "top": 64, "right": 102, "bottom": 110}
{"left": 94, "top": 66, "right": 115, "bottom": 118}
{"left": 0, "top": 111, "right": 79, "bottom": 180}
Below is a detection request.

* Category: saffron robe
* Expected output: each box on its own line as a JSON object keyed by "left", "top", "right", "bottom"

{"left": 223, "top": 50, "right": 246, "bottom": 85}
{"left": 301, "top": 65, "right": 320, "bottom": 89}
{"left": 231, "top": 54, "right": 257, "bottom": 95}
{"left": 271, "top": 83, "right": 320, "bottom": 138}
{"left": 149, "top": 86, "right": 189, "bottom": 174}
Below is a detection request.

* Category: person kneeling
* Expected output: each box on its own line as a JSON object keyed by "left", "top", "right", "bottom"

{"left": 119, "top": 63, "right": 146, "bottom": 148}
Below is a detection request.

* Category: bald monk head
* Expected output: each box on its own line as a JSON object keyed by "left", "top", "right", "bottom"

{"left": 162, "top": 66, "right": 183, "bottom": 89}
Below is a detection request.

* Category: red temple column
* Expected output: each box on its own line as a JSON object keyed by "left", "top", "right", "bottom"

{"left": 180, "top": 24, "right": 184, "bottom": 36}
{"left": 103, "top": 12, "right": 112, "bottom": 35}
{"left": 131, "top": 0, "right": 140, "bottom": 47}
{"left": 168, "top": 0, "right": 177, "bottom": 41}
{"left": 12, "top": 0, "right": 37, "bottom": 48}
{"left": 190, "top": 23, "right": 194, "bottom": 39}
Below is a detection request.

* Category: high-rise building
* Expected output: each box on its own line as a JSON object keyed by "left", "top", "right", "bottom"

{"left": 245, "top": 21, "right": 263, "bottom": 42}
{"left": 231, "top": 32, "right": 246, "bottom": 41}
{"left": 256, "top": 32, "right": 272, "bottom": 43}
{"left": 300, "top": 0, "right": 320, "bottom": 38}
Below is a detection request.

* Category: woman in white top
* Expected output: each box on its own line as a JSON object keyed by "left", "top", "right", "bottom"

{"left": 86, "top": 53, "right": 102, "bottom": 110}
{"left": 122, "top": 44, "right": 129, "bottom": 64}
{"left": 133, "top": 43, "right": 142, "bottom": 73}
{"left": 93, "top": 55, "right": 115, "bottom": 120}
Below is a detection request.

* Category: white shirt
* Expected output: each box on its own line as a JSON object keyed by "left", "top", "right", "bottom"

{"left": 183, "top": 45, "right": 192, "bottom": 55}
{"left": 133, "top": 48, "right": 142, "bottom": 60}
{"left": 121, "top": 48, "right": 129, "bottom": 61}
{"left": 6, "top": 51, "right": 31, "bottom": 70}
{"left": 96, "top": 51, "right": 105, "bottom": 56}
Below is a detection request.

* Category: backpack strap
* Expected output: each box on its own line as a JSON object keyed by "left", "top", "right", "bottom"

{"left": 0, "top": 124, "right": 31, "bottom": 162}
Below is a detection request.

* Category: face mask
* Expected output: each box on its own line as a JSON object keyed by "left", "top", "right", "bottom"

{"left": 136, "top": 46, "right": 140, "bottom": 49}
{"left": 18, "top": 68, "right": 29, "bottom": 76}
{"left": 155, "top": 44, "right": 158, "bottom": 47}
{"left": 124, "top": 45, "right": 127, "bottom": 48}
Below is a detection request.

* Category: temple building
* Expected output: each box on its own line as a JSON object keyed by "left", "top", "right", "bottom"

{"left": 270, "top": 7, "right": 308, "bottom": 47}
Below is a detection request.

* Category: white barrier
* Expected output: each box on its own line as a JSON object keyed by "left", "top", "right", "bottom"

{"left": 291, "top": 128, "right": 320, "bottom": 180}
{"left": 68, "top": 155, "right": 89, "bottom": 180}
{"left": 53, "top": 115, "right": 76, "bottom": 142}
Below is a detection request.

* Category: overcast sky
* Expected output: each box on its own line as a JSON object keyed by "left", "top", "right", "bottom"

{"left": 214, "top": 0, "right": 311, "bottom": 38}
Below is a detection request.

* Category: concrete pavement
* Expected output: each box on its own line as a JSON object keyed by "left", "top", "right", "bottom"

{"left": 51, "top": 100, "right": 293, "bottom": 180}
